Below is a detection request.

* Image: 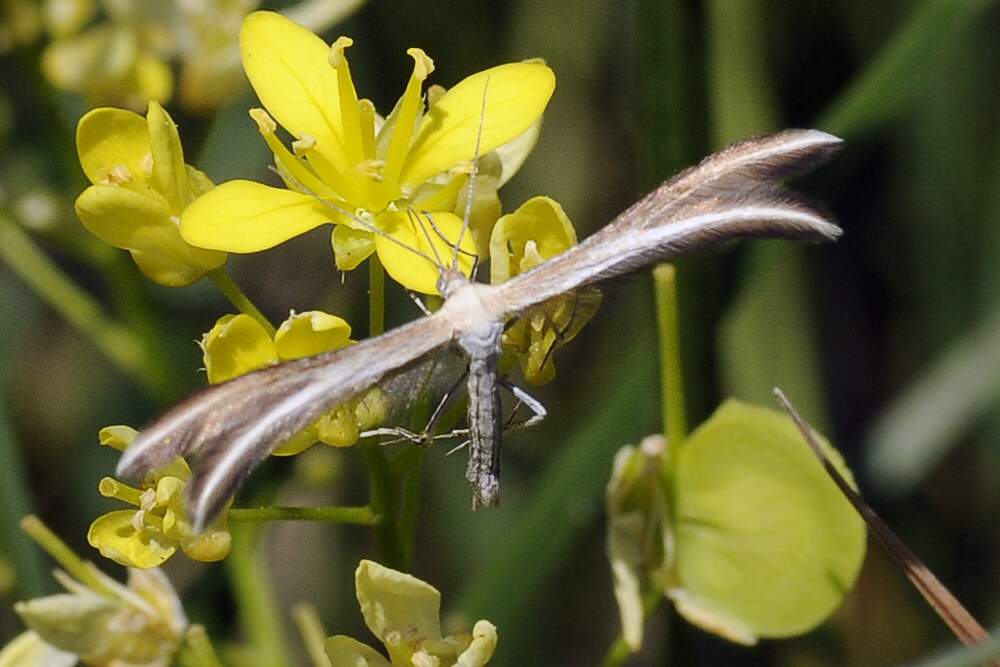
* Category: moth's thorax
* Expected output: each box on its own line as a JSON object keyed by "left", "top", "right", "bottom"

{"left": 438, "top": 277, "right": 504, "bottom": 335}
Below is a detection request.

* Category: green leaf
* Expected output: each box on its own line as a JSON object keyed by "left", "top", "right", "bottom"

{"left": 669, "top": 400, "right": 865, "bottom": 642}
{"left": 819, "top": 0, "right": 994, "bottom": 137}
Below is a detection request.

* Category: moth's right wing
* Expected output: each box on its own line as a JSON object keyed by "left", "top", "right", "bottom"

{"left": 116, "top": 311, "right": 456, "bottom": 531}
{"left": 494, "top": 129, "right": 843, "bottom": 313}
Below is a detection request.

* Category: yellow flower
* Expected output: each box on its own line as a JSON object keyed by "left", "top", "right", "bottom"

{"left": 41, "top": 0, "right": 171, "bottom": 111}
{"left": 490, "top": 196, "right": 601, "bottom": 384}
{"left": 3, "top": 518, "right": 187, "bottom": 667}
{"left": 88, "top": 426, "right": 232, "bottom": 569}
{"left": 325, "top": 560, "right": 498, "bottom": 666}
{"left": 201, "top": 310, "right": 387, "bottom": 453}
{"left": 74, "top": 101, "right": 227, "bottom": 286}
{"left": 40, "top": 0, "right": 361, "bottom": 111}
{"left": 181, "top": 10, "right": 555, "bottom": 294}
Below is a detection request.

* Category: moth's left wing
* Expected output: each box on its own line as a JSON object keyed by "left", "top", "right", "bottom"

{"left": 117, "top": 311, "right": 456, "bottom": 531}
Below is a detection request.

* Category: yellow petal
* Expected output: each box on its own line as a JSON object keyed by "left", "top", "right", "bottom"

{"left": 494, "top": 119, "right": 542, "bottom": 187}
{"left": 355, "top": 560, "right": 443, "bottom": 645}
{"left": 325, "top": 636, "right": 391, "bottom": 667}
{"left": 399, "top": 62, "right": 555, "bottom": 188}
{"left": 271, "top": 426, "right": 320, "bottom": 456}
{"left": 240, "top": 11, "right": 348, "bottom": 172}
{"left": 132, "top": 52, "right": 173, "bottom": 107}
{"left": 87, "top": 511, "right": 176, "bottom": 569}
{"left": 315, "top": 404, "right": 360, "bottom": 447}
{"left": 181, "top": 527, "right": 232, "bottom": 563}
{"left": 146, "top": 101, "right": 192, "bottom": 211}
{"left": 274, "top": 311, "right": 353, "bottom": 360}
{"left": 374, "top": 210, "right": 476, "bottom": 295}
{"left": 201, "top": 314, "right": 279, "bottom": 384}
{"left": 181, "top": 180, "right": 337, "bottom": 252}
{"left": 76, "top": 106, "right": 151, "bottom": 187}
{"left": 0, "top": 631, "right": 76, "bottom": 667}
{"left": 489, "top": 196, "right": 575, "bottom": 284}
{"left": 75, "top": 184, "right": 225, "bottom": 286}
{"left": 332, "top": 225, "right": 375, "bottom": 271}
{"left": 43, "top": 0, "right": 97, "bottom": 38}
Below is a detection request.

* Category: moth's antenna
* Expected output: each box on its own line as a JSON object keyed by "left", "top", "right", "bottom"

{"left": 452, "top": 76, "right": 490, "bottom": 274}
{"left": 407, "top": 208, "right": 446, "bottom": 270}
{"left": 271, "top": 165, "right": 438, "bottom": 267}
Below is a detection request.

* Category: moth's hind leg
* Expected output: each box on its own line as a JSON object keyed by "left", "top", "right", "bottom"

{"left": 500, "top": 379, "right": 547, "bottom": 431}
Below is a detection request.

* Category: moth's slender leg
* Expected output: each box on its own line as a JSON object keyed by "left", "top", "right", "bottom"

{"left": 361, "top": 367, "right": 470, "bottom": 447}
{"left": 405, "top": 290, "right": 433, "bottom": 317}
{"left": 501, "top": 380, "right": 547, "bottom": 430}
{"left": 423, "top": 367, "right": 469, "bottom": 435}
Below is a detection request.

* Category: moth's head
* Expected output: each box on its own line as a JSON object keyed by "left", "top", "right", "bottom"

{"left": 436, "top": 267, "right": 469, "bottom": 299}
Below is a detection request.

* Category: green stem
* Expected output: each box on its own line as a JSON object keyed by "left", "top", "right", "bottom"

{"left": 0, "top": 217, "right": 161, "bottom": 397}
{"left": 653, "top": 265, "right": 687, "bottom": 449}
{"left": 360, "top": 444, "right": 422, "bottom": 570}
{"left": 179, "top": 625, "right": 225, "bottom": 667}
{"left": 20, "top": 515, "right": 112, "bottom": 597}
{"left": 369, "top": 255, "right": 385, "bottom": 337}
{"left": 600, "top": 592, "right": 664, "bottom": 667}
{"left": 225, "top": 525, "right": 294, "bottom": 667}
{"left": 227, "top": 505, "right": 380, "bottom": 525}
{"left": 207, "top": 267, "right": 275, "bottom": 336}
{"left": 292, "top": 603, "right": 332, "bottom": 667}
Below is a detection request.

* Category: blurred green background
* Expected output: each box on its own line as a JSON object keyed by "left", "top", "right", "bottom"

{"left": 2, "top": 0, "right": 1000, "bottom": 664}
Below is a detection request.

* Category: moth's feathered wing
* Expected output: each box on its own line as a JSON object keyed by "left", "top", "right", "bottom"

{"left": 118, "top": 128, "right": 844, "bottom": 530}
{"left": 117, "top": 312, "right": 456, "bottom": 530}
{"left": 494, "top": 129, "right": 843, "bottom": 312}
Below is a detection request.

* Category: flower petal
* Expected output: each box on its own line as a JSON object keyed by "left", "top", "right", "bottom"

{"left": 274, "top": 310, "right": 353, "bottom": 360}
{"left": 332, "top": 225, "right": 376, "bottom": 271}
{"left": 0, "top": 631, "right": 76, "bottom": 667}
{"left": 76, "top": 106, "right": 151, "bottom": 187}
{"left": 87, "top": 511, "right": 176, "bottom": 569}
{"left": 325, "top": 636, "right": 391, "bottom": 667}
{"left": 494, "top": 119, "right": 542, "bottom": 187}
{"left": 400, "top": 61, "right": 555, "bottom": 188}
{"left": 75, "top": 184, "right": 225, "bottom": 286}
{"left": 240, "top": 11, "right": 348, "bottom": 171}
{"left": 489, "top": 196, "right": 575, "bottom": 284}
{"left": 201, "top": 314, "right": 279, "bottom": 385}
{"left": 146, "top": 101, "right": 192, "bottom": 211}
{"left": 355, "top": 560, "right": 442, "bottom": 645}
{"left": 181, "top": 180, "right": 338, "bottom": 252}
{"left": 374, "top": 210, "right": 476, "bottom": 294}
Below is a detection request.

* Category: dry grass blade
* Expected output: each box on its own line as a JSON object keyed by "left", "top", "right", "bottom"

{"left": 773, "top": 387, "right": 993, "bottom": 651}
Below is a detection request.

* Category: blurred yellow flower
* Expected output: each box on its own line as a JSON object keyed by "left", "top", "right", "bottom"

{"left": 201, "top": 310, "right": 387, "bottom": 453}
{"left": 88, "top": 425, "right": 232, "bottom": 569}
{"left": 74, "top": 101, "right": 227, "bottom": 286}
{"left": 490, "top": 196, "right": 601, "bottom": 384}
{"left": 181, "top": 10, "right": 554, "bottom": 294}
{"left": 2, "top": 517, "right": 187, "bottom": 667}
{"left": 39, "top": 0, "right": 364, "bottom": 111}
{"left": 326, "top": 560, "right": 498, "bottom": 666}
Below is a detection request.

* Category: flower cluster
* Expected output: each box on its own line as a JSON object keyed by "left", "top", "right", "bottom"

{"left": 88, "top": 426, "right": 231, "bottom": 569}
